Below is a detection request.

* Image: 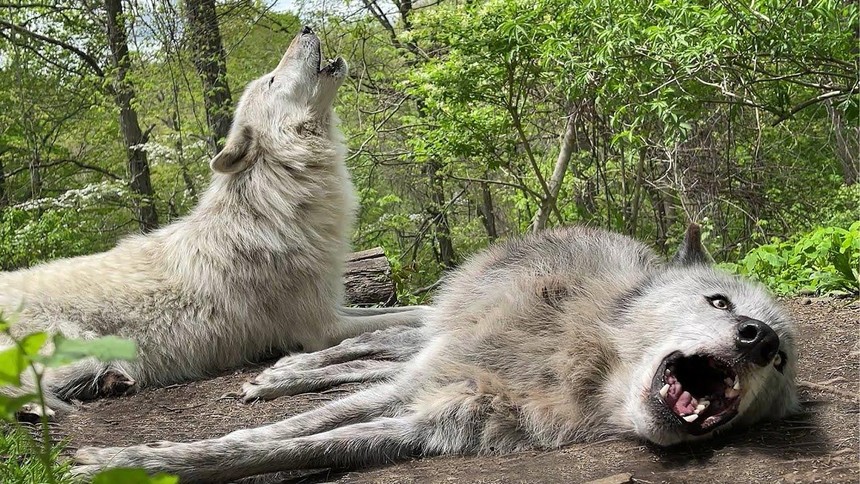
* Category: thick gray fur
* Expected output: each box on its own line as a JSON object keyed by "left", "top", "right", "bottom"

{"left": 0, "top": 30, "right": 428, "bottom": 415}
{"left": 73, "top": 223, "right": 798, "bottom": 482}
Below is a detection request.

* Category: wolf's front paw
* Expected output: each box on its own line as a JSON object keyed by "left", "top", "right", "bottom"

{"left": 240, "top": 375, "right": 285, "bottom": 402}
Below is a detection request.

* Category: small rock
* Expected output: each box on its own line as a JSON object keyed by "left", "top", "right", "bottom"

{"left": 801, "top": 298, "right": 812, "bottom": 305}
{"left": 585, "top": 473, "right": 634, "bottom": 484}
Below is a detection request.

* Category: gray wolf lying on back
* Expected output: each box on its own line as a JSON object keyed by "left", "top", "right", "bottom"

{"left": 0, "top": 27, "right": 425, "bottom": 415}
{"left": 73, "top": 224, "right": 798, "bottom": 481}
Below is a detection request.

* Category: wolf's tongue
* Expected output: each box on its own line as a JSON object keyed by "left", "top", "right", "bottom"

{"left": 674, "top": 391, "right": 697, "bottom": 415}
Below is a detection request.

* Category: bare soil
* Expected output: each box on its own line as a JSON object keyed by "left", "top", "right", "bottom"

{"left": 55, "top": 298, "right": 859, "bottom": 483}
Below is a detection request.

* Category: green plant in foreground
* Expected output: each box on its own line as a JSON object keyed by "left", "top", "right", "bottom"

{"left": 723, "top": 222, "right": 860, "bottom": 296}
{"left": 0, "top": 315, "right": 177, "bottom": 484}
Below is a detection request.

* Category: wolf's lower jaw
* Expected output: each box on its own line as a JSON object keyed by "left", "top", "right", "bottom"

{"left": 653, "top": 352, "right": 742, "bottom": 435}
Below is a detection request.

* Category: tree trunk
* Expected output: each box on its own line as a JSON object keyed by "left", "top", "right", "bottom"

{"left": 533, "top": 112, "right": 577, "bottom": 232}
{"left": 426, "top": 158, "right": 456, "bottom": 268}
{"left": 184, "top": 0, "right": 233, "bottom": 154}
{"left": 477, "top": 178, "right": 498, "bottom": 241}
{"left": 826, "top": 100, "right": 859, "bottom": 185}
{"left": 28, "top": 153, "right": 41, "bottom": 200}
{"left": 104, "top": 0, "right": 159, "bottom": 233}
{"left": 343, "top": 248, "right": 398, "bottom": 306}
{"left": 0, "top": 155, "right": 7, "bottom": 209}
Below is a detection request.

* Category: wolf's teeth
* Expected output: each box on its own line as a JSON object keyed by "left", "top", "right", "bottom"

{"left": 725, "top": 388, "right": 739, "bottom": 399}
{"left": 683, "top": 413, "right": 699, "bottom": 423}
{"left": 659, "top": 384, "right": 670, "bottom": 398}
{"left": 694, "top": 404, "right": 706, "bottom": 414}
{"left": 773, "top": 353, "right": 782, "bottom": 367}
{"left": 733, "top": 376, "right": 741, "bottom": 390}
{"left": 699, "top": 398, "right": 710, "bottom": 408}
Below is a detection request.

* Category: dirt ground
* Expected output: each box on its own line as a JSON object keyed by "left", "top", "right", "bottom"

{"left": 55, "top": 298, "right": 858, "bottom": 483}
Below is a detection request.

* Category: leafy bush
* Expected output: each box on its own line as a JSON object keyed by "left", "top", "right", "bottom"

{"left": 0, "top": 207, "right": 107, "bottom": 271}
{"left": 0, "top": 314, "right": 176, "bottom": 484}
{"left": 723, "top": 222, "right": 860, "bottom": 296}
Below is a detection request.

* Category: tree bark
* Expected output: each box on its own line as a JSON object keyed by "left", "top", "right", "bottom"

{"left": 343, "top": 248, "right": 398, "bottom": 306}
{"left": 184, "top": 0, "right": 233, "bottom": 154}
{"left": 104, "top": 0, "right": 159, "bottom": 233}
{"left": 477, "top": 178, "right": 498, "bottom": 241}
{"left": 826, "top": 100, "right": 859, "bottom": 185}
{"left": 533, "top": 112, "right": 577, "bottom": 232}
{"left": 0, "top": 154, "right": 7, "bottom": 209}
{"left": 426, "top": 157, "right": 456, "bottom": 267}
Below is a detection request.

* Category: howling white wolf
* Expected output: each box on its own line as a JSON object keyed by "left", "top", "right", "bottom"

{"left": 0, "top": 27, "right": 426, "bottom": 415}
{"left": 72, "top": 224, "right": 799, "bottom": 482}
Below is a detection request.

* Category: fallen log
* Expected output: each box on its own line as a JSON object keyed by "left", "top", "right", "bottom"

{"left": 344, "top": 247, "right": 398, "bottom": 306}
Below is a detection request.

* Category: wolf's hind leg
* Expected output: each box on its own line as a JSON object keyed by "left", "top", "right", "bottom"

{"left": 47, "top": 360, "right": 137, "bottom": 401}
{"left": 241, "top": 359, "right": 402, "bottom": 401}
{"left": 74, "top": 416, "right": 427, "bottom": 483}
{"left": 74, "top": 383, "right": 518, "bottom": 483}
{"left": 230, "top": 382, "right": 402, "bottom": 441}
{"left": 74, "top": 383, "right": 407, "bottom": 479}
{"left": 11, "top": 358, "right": 124, "bottom": 420}
{"left": 272, "top": 324, "right": 430, "bottom": 372}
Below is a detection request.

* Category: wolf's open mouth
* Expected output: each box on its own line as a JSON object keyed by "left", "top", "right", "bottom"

{"left": 320, "top": 57, "right": 345, "bottom": 75}
{"left": 653, "top": 351, "right": 741, "bottom": 435}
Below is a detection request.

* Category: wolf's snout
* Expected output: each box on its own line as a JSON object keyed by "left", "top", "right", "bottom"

{"left": 735, "top": 317, "right": 779, "bottom": 366}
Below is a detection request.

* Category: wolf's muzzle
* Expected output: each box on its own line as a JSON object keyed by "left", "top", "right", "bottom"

{"left": 735, "top": 317, "right": 779, "bottom": 367}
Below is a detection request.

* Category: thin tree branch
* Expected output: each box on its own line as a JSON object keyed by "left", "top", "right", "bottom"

{"left": 0, "top": 19, "right": 105, "bottom": 78}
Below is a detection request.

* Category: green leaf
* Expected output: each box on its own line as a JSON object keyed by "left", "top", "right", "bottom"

{"left": 92, "top": 468, "right": 178, "bottom": 484}
{"left": 20, "top": 332, "right": 48, "bottom": 356}
{"left": 0, "top": 346, "right": 26, "bottom": 386}
{"left": 40, "top": 335, "right": 137, "bottom": 368}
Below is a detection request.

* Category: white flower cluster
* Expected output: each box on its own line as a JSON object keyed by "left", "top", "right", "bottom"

{"left": 14, "top": 181, "right": 129, "bottom": 212}
{"left": 132, "top": 137, "right": 209, "bottom": 167}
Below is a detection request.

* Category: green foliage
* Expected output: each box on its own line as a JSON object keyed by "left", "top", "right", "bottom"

{"left": 0, "top": 426, "right": 74, "bottom": 484}
{"left": 92, "top": 468, "right": 178, "bottom": 484}
{"left": 0, "top": 312, "right": 170, "bottom": 483}
{"left": 0, "top": 208, "right": 102, "bottom": 270}
{"left": 723, "top": 222, "right": 860, "bottom": 296}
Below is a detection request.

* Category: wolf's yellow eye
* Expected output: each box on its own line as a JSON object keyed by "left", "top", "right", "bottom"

{"left": 706, "top": 295, "right": 731, "bottom": 310}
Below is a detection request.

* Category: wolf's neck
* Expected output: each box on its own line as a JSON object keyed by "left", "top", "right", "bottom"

{"left": 153, "top": 148, "right": 354, "bottom": 288}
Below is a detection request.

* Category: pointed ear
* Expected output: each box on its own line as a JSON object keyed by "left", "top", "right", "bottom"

{"left": 672, "top": 223, "right": 713, "bottom": 266}
{"left": 210, "top": 126, "right": 253, "bottom": 174}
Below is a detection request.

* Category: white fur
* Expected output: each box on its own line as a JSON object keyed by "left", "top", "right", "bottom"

{"left": 0, "top": 30, "right": 426, "bottom": 412}
{"left": 72, "top": 224, "right": 799, "bottom": 482}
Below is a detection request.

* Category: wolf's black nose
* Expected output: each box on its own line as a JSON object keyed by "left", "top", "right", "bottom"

{"left": 301, "top": 26, "right": 313, "bottom": 35}
{"left": 735, "top": 317, "right": 780, "bottom": 366}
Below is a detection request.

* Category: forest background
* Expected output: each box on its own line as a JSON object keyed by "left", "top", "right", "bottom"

{"left": 0, "top": 0, "right": 857, "bottom": 300}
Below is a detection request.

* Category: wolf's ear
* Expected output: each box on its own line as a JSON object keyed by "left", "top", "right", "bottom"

{"left": 671, "top": 223, "right": 713, "bottom": 266}
{"left": 210, "top": 126, "right": 253, "bottom": 174}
